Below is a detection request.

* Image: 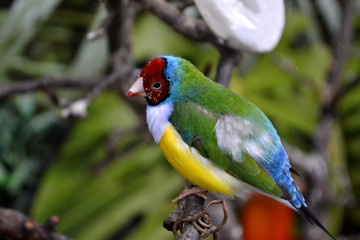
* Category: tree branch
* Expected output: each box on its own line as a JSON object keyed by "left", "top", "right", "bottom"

{"left": 307, "top": 1, "right": 355, "bottom": 239}
{"left": 105, "top": 0, "right": 147, "bottom": 117}
{"left": 164, "top": 194, "right": 205, "bottom": 240}
{"left": 0, "top": 208, "right": 71, "bottom": 240}
{"left": 163, "top": 190, "right": 228, "bottom": 240}
{"left": 215, "top": 46, "right": 241, "bottom": 87}
{"left": 322, "top": 0, "right": 355, "bottom": 111}
{"left": 0, "top": 78, "right": 98, "bottom": 100}
{"left": 331, "top": 75, "right": 360, "bottom": 106}
{"left": 138, "top": 0, "right": 216, "bottom": 43}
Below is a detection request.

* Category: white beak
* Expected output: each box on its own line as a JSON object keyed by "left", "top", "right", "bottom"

{"left": 126, "top": 77, "right": 147, "bottom": 97}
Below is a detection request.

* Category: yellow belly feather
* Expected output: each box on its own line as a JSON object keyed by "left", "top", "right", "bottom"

{"left": 159, "top": 125, "right": 237, "bottom": 195}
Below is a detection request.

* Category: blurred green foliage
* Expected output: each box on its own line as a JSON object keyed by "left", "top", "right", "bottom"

{"left": 1, "top": 0, "right": 360, "bottom": 239}
{"left": 32, "top": 92, "right": 183, "bottom": 240}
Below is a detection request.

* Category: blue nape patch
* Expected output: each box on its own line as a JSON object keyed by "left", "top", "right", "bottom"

{"left": 162, "top": 56, "right": 179, "bottom": 81}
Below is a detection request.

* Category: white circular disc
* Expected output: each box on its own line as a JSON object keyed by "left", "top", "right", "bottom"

{"left": 194, "top": 0, "right": 285, "bottom": 52}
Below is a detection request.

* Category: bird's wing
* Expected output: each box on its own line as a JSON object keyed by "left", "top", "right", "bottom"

{"left": 213, "top": 112, "right": 305, "bottom": 208}
{"left": 169, "top": 100, "right": 284, "bottom": 198}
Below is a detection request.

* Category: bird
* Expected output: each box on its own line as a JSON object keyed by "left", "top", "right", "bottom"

{"left": 126, "top": 56, "right": 335, "bottom": 239}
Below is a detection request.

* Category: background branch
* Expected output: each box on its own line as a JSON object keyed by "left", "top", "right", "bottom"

{"left": 0, "top": 78, "right": 97, "bottom": 99}
{"left": 304, "top": 0, "right": 355, "bottom": 239}
{"left": 215, "top": 46, "right": 241, "bottom": 87}
{"left": 331, "top": 75, "right": 360, "bottom": 106}
{"left": 138, "top": 0, "right": 216, "bottom": 43}
{"left": 0, "top": 208, "right": 71, "bottom": 240}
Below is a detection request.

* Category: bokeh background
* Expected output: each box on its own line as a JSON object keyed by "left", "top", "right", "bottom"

{"left": 1, "top": 0, "right": 360, "bottom": 239}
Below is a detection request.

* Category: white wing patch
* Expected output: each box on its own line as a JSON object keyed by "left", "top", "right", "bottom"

{"left": 244, "top": 141, "right": 264, "bottom": 158}
{"left": 214, "top": 115, "right": 273, "bottom": 162}
{"left": 146, "top": 102, "right": 173, "bottom": 143}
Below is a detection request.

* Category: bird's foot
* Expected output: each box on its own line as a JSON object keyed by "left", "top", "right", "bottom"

{"left": 172, "top": 187, "right": 207, "bottom": 204}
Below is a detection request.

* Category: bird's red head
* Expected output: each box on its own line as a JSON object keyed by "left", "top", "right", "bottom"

{"left": 127, "top": 57, "right": 170, "bottom": 105}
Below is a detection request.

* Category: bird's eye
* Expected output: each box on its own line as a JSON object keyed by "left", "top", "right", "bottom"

{"left": 152, "top": 82, "right": 162, "bottom": 89}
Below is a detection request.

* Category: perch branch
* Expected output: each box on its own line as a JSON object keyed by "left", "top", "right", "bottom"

{"left": 164, "top": 194, "right": 205, "bottom": 240}
{"left": 164, "top": 191, "right": 228, "bottom": 240}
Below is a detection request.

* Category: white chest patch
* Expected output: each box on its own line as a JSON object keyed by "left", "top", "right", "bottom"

{"left": 146, "top": 102, "right": 174, "bottom": 144}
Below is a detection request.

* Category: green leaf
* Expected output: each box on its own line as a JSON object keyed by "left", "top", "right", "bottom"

{"left": 7, "top": 159, "right": 36, "bottom": 194}
{"left": 69, "top": 5, "right": 108, "bottom": 78}
{"left": 0, "top": 0, "right": 62, "bottom": 78}
{"left": 0, "top": 164, "right": 8, "bottom": 186}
